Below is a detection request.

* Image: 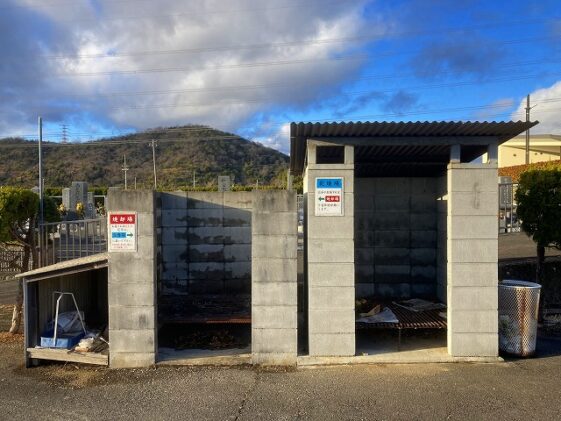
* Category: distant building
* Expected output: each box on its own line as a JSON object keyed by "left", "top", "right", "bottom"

{"left": 499, "top": 134, "right": 561, "bottom": 167}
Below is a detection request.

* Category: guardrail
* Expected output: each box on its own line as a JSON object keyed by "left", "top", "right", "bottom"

{"left": 38, "top": 218, "right": 107, "bottom": 267}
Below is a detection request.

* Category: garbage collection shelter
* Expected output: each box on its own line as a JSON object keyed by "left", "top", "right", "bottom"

{"left": 21, "top": 190, "right": 298, "bottom": 368}
{"left": 291, "top": 120, "right": 537, "bottom": 359}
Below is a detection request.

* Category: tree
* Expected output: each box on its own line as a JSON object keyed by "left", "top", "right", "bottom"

{"left": 0, "top": 187, "right": 59, "bottom": 333}
{"left": 515, "top": 169, "right": 561, "bottom": 284}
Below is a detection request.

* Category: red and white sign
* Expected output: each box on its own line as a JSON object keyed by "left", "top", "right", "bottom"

{"left": 108, "top": 212, "right": 137, "bottom": 252}
{"left": 325, "top": 195, "right": 340, "bottom": 203}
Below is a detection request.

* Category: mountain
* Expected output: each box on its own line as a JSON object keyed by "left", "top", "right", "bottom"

{"left": 0, "top": 126, "right": 289, "bottom": 189}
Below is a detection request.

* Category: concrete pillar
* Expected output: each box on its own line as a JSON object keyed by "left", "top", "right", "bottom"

{"left": 306, "top": 142, "right": 355, "bottom": 356}
{"left": 251, "top": 191, "right": 298, "bottom": 365}
{"left": 447, "top": 163, "right": 499, "bottom": 357}
{"left": 107, "top": 190, "right": 157, "bottom": 368}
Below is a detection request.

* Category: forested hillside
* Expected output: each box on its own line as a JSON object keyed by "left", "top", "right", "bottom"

{"left": 0, "top": 126, "right": 289, "bottom": 189}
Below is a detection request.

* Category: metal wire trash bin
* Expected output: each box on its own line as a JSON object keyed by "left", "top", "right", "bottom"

{"left": 498, "top": 280, "right": 541, "bottom": 357}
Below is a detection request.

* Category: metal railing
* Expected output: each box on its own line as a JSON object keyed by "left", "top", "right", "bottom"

{"left": 499, "top": 182, "right": 521, "bottom": 234}
{"left": 38, "top": 218, "right": 107, "bottom": 267}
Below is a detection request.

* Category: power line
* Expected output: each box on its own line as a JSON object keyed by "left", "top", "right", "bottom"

{"left": 35, "top": 33, "right": 560, "bottom": 61}
{"left": 51, "top": 52, "right": 561, "bottom": 79}
{"left": 56, "top": 54, "right": 369, "bottom": 77}
{"left": 4, "top": 93, "right": 561, "bottom": 142}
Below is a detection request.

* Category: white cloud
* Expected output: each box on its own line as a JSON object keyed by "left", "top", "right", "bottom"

{"left": 251, "top": 122, "right": 291, "bottom": 154}
{"left": 1, "top": 0, "right": 378, "bottom": 148}
{"left": 511, "top": 80, "right": 561, "bottom": 134}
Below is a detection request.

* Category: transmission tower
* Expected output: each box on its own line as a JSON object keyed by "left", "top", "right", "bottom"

{"left": 61, "top": 124, "right": 69, "bottom": 143}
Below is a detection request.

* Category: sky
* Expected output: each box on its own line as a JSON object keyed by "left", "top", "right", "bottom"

{"left": 0, "top": 0, "right": 560, "bottom": 154}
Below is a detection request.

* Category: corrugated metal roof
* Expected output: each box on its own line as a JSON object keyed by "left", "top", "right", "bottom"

{"left": 17, "top": 253, "right": 108, "bottom": 282}
{"left": 290, "top": 120, "right": 538, "bottom": 175}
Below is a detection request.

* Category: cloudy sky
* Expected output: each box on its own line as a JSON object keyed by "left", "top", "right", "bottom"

{"left": 1, "top": 0, "right": 560, "bottom": 153}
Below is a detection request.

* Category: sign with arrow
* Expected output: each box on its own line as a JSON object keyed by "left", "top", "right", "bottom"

{"left": 108, "top": 212, "right": 138, "bottom": 252}
{"left": 315, "top": 177, "right": 344, "bottom": 216}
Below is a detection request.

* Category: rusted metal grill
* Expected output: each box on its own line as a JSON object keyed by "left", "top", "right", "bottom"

{"left": 356, "top": 303, "right": 447, "bottom": 350}
{"left": 499, "top": 280, "right": 541, "bottom": 357}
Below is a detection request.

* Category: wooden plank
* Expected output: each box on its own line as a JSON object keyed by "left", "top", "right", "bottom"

{"left": 27, "top": 347, "right": 108, "bottom": 366}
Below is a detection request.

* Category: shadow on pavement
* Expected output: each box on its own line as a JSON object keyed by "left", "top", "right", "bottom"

{"left": 501, "top": 335, "right": 561, "bottom": 361}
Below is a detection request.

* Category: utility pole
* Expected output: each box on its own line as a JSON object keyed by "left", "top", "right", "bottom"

{"left": 38, "top": 117, "right": 44, "bottom": 227}
{"left": 192, "top": 170, "right": 196, "bottom": 189}
{"left": 525, "top": 94, "right": 531, "bottom": 165}
{"left": 134, "top": 177, "right": 137, "bottom": 190}
{"left": 122, "top": 155, "right": 129, "bottom": 190}
{"left": 149, "top": 139, "right": 158, "bottom": 190}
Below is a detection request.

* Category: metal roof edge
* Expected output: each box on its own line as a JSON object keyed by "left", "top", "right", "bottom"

{"left": 16, "top": 253, "right": 109, "bottom": 281}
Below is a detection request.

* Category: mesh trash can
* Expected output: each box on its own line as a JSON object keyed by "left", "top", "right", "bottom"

{"left": 498, "top": 280, "right": 541, "bottom": 357}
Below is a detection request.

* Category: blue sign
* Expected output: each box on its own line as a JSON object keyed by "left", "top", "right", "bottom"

{"left": 112, "top": 232, "right": 127, "bottom": 239}
{"left": 316, "top": 178, "right": 343, "bottom": 189}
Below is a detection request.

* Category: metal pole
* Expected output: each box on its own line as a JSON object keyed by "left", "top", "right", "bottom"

{"left": 38, "top": 117, "right": 44, "bottom": 226}
{"left": 525, "top": 94, "right": 530, "bottom": 165}
{"left": 38, "top": 117, "right": 44, "bottom": 266}
{"left": 122, "top": 155, "right": 129, "bottom": 190}
{"left": 151, "top": 139, "right": 158, "bottom": 190}
{"left": 192, "top": 170, "right": 196, "bottom": 189}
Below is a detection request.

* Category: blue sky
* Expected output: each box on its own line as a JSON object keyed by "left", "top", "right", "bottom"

{"left": 1, "top": 0, "right": 560, "bottom": 154}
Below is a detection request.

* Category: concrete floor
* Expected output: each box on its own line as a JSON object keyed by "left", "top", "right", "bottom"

{"left": 158, "top": 346, "right": 251, "bottom": 366}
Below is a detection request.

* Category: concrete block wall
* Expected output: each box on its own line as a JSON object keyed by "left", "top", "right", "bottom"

{"left": 158, "top": 192, "right": 252, "bottom": 320}
{"left": 252, "top": 191, "right": 298, "bottom": 365}
{"left": 355, "top": 177, "right": 438, "bottom": 299}
{"left": 306, "top": 143, "right": 356, "bottom": 357}
{"left": 447, "top": 163, "right": 499, "bottom": 357}
{"left": 107, "top": 190, "right": 157, "bottom": 368}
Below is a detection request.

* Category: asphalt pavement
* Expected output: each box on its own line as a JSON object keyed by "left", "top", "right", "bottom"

{"left": 1, "top": 234, "right": 560, "bottom": 420}
{"left": 1, "top": 336, "right": 561, "bottom": 420}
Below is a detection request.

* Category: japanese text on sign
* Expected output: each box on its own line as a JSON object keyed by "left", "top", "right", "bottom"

{"left": 315, "top": 177, "right": 344, "bottom": 216}
{"left": 108, "top": 212, "right": 137, "bottom": 252}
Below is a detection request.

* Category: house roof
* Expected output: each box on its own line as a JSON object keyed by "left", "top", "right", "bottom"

{"left": 290, "top": 120, "right": 538, "bottom": 176}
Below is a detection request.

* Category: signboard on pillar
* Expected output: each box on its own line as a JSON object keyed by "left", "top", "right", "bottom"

{"left": 108, "top": 212, "right": 137, "bottom": 252}
{"left": 315, "top": 177, "right": 344, "bottom": 216}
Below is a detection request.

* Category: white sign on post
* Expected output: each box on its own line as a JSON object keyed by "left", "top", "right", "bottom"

{"left": 108, "top": 212, "right": 138, "bottom": 252}
{"left": 315, "top": 177, "right": 344, "bottom": 216}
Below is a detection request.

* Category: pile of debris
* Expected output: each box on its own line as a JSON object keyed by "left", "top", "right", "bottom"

{"left": 542, "top": 309, "right": 561, "bottom": 336}
{"left": 75, "top": 328, "right": 109, "bottom": 354}
{"left": 173, "top": 329, "right": 245, "bottom": 350}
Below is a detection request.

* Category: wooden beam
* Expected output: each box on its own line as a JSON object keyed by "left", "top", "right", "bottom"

{"left": 27, "top": 347, "right": 108, "bottom": 366}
